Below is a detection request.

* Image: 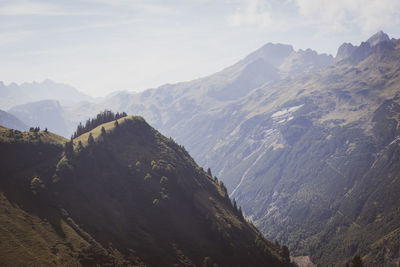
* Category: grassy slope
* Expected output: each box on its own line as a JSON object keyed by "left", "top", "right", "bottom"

{"left": 0, "top": 192, "right": 90, "bottom": 266}
{"left": 0, "top": 127, "right": 92, "bottom": 266}
{"left": 0, "top": 125, "right": 144, "bottom": 266}
{"left": 73, "top": 116, "right": 138, "bottom": 146}
{"left": 0, "top": 119, "right": 292, "bottom": 266}
{"left": 67, "top": 116, "right": 289, "bottom": 266}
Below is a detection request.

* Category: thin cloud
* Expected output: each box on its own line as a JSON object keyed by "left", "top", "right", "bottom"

{"left": 226, "top": 0, "right": 298, "bottom": 31}
{"left": 0, "top": 30, "right": 35, "bottom": 45}
{"left": 82, "top": 0, "right": 179, "bottom": 16}
{"left": 294, "top": 0, "right": 400, "bottom": 34}
{"left": 0, "top": 2, "right": 54, "bottom": 16}
{"left": 227, "top": 0, "right": 400, "bottom": 35}
{"left": 0, "top": 1, "right": 105, "bottom": 16}
{"left": 227, "top": 0, "right": 272, "bottom": 27}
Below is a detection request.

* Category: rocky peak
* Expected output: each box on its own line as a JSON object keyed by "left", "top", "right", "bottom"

{"left": 335, "top": 43, "right": 356, "bottom": 62}
{"left": 335, "top": 31, "right": 391, "bottom": 63}
{"left": 367, "top": 30, "right": 390, "bottom": 46}
{"left": 351, "top": 41, "right": 372, "bottom": 62}
{"left": 244, "top": 43, "right": 294, "bottom": 68}
{"left": 279, "top": 47, "right": 333, "bottom": 74}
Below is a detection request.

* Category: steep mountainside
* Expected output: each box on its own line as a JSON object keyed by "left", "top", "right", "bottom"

{"left": 8, "top": 100, "right": 70, "bottom": 137}
{"left": 0, "top": 117, "right": 292, "bottom": 266}
{"left": 0, "top": 79, "right": 92, "bottom": 110}
{"left": 179, "top": 32, "right": 400, "bottom": 266}
{"left": 0, "top": 109, "right": 28, "bottom": 131}
{"left": 59, "top": 31, "right": 400, "bottom": 266}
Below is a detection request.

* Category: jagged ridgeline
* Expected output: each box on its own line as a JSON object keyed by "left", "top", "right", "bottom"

{"left": 0, "top": 114, "right": 294, "bottom": 266}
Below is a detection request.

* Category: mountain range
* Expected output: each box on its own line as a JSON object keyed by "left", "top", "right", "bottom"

{"left": 1, "top": 30, "right": 399, "bottom": 266}
{"left": 0, "top": 79, "right": 92, "bottom": 110}
{"left": 0, "top": 109, "right": 28, "bottom": 131}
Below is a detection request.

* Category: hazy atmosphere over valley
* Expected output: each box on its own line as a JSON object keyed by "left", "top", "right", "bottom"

{"left": 1, "top": 1, "right": 400, "bottom": 266}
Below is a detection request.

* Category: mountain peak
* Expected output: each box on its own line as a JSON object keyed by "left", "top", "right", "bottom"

{"left": 335, "top": 31, "right": 392, "bottom": 63}
{"left": 335, "top": 42, "right": 356, "bottom": 62}
{"left": 366, "top": 30, "right": 390, "bottom": 46}
{"left": 244, "top": 43, "right": 294, "bottom": 67}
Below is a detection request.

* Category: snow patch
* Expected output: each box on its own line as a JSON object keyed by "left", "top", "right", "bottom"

{"left": 271, "top": 104, "right": 304, "bottom": 119}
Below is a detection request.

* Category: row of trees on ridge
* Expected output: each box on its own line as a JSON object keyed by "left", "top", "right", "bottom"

{"left": 71, "top": 110, "right": 127, "bottom": 139}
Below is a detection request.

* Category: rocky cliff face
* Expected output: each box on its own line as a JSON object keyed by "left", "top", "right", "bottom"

{"left": 186, "top": 32, "right": 400, "bottom": 266}
{"left": 366, "top": 30, "right": 390, "bottom": 46}
{"left": 336, "top": 30, "right": 392, "bottom": 64}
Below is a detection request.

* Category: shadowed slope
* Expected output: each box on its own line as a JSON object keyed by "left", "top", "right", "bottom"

{"left": 0, "top": 117, "right": 293, "bottom": 266}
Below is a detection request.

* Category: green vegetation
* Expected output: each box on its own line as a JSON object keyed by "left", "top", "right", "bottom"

{"left": 144, "top": 173, "right": 152, "bottom": 180}
{"left": 0, "top": 114, "right": 293, "bottom": 266}
{"left": 30, "top": 176, "right": 45, "bottom": 194}
{"left": 349, "top": 255, "right": 364, "bottom": 267}
{"left": 207, "top": 167, "right": 212, "bottom": 177}
{"left": 72, "top": 110, "right": 127, "bottom": 139}
{"left": 29, "top": 126, "right": 41, "bottom": 132}
{"left": 64, "top": 140, "right": 74, "bottom": 159}
{"left": 160, "top": 176, "right": 168, "bottom": 184}
{"left": 87, "top": 132, "right": 94, "bottom": 146}
{"left": 152, "top": 198, "right": 160, "bottom": 206}
{"left": 73, "top": 115, "right": 137, "bottom": 146}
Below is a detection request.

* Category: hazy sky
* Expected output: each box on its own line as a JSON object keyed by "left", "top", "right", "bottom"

{"left": 1, "top": 0, "right": 400, "bottom": 97}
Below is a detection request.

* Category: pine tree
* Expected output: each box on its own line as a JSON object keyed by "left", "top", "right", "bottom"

{"left": 218, "top": 180, "right": 228, "bottom": 196}
{"left": 238, "top": 206, "right": 244, "bottom": 219}
{"left": 64, "top": 141, "right": 74, "bottom": 159}
{"left": 101, "top": 126, "right": 106, "bottom": 137}
{"left": 207, "top": 167, "right": 212, "bottom": 177}
{"left": 77, "top": 140, "right": 84, "bottom": 152}
{"left": 232, "top": 199, "right": 238, "bottom": 211}
{"left": 88, "top": 133, "right": 94, "bottom": 146}
{"left": 72, "top": 110, "right": 128, "bottom": 138}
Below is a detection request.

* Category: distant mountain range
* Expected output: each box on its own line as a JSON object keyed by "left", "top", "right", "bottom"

{"left": 0, "top": 79, "right": 92, "bottom": 110}
{"left": 55, "top": 42, "right": 333, "bottom": 138}
{"left": 0, "top": 80, "right": 94, "bottom": 136}
{"left": 0, "top": 110, "right": 28, "bottom": 131}
{"left": 8, "top": 100, "right": 70, "bottom": 137}
{"left": 0, "top": 43, "right": 333, "bottom": 138}
{"left": 2, "top": 30, "right": 400, "bottom": 266}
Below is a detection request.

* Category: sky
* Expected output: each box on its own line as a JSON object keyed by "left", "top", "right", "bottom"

{"left": 1, "top": 0, "right": 400, "bottom": 97}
